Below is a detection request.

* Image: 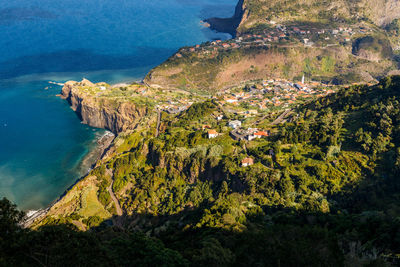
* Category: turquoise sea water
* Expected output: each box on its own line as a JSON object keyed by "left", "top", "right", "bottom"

{"left": 0, "top": 0, "right": 237, "bottom": 210}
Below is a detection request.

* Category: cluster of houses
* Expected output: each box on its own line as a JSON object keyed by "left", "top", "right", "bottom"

{"left": 175, "top": 24, "right": 373, "bottom": 59}
{"left": 206, "top": 118, "right": 270, "bottom": 143}
{"left": 215, "top": 78, "right": 335, "bottom": 110}
{"left": 156, "top": 98, "right": 194, "bottom": 114}
{"left": 229, "top": 126, "right": 270, "bottom": 141}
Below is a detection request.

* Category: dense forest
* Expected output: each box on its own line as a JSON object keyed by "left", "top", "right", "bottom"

{"left": 2, "top": 77, "right": 400, "bottom": 266}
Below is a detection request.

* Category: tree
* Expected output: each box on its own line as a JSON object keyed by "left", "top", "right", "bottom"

{"left": 321, "top": 56, "right": 335, "bottom": 74}
{"left": 193, "top": 237, "right": 235, "bottom": 266}
{"left": 0, "top": 198, "right": 25, "bottom": 266}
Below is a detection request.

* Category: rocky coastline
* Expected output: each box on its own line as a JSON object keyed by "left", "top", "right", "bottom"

{"left": 78, "top": 131, "right": 115, "bottom": 175}
{"left": 27, "top": 1, "right": 247, "bottom": 228}
{"left": 61, "top": 79, "right": 149, "bottom": 134}
{"left": 22, "top": 130, "right": 115, "bottom": 228}
{"left": 204, "top": 0, "right": 245, "bottom": 37}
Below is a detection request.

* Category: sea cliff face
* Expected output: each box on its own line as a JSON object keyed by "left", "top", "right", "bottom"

{"left": 235, "top": 0, "right": 400, "bottom": 32}
{"left": 205, "top": 0, "right": 245, "bottom": 37}
{"left": 61, "top": 80, "right": 149, "bottom": 134}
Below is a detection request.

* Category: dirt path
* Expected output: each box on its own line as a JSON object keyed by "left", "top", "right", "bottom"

{"left": 106, "top": 168, "right": 123, "bottom": 217}
{"left": 107, "top": 181, "right": 123, "bottom": 216}
{"left": 72, "top": 220, "right": 86, "bottom": 231}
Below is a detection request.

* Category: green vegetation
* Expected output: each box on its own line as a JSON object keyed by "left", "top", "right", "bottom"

{"left": 0, "top": 198, "right": 187, "bottom": 266}
{"left": 352, "top": 35, "right": 393, "bottom": 59}
{"left": 14, "top": 76, "right": 400, "bottom": 265}
{"left": 3, "top": 1, "right": 400, "bottom": 264}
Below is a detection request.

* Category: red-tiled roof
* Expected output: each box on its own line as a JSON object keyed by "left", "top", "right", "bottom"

{"left": 242, "top": 158, "right": 254, "bottom": 164}
{"left": 255, "top": 131, "right": 269, "bottom": 136}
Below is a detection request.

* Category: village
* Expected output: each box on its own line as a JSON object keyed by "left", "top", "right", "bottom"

{"left": 78, "top": 73, "right": 340, "bottom": 170}
{"left": 183, "top": 76, "right": 343, "bottom": 167}
{"left": 152, "top": 76, "right": 337, "bottom": 129}
{"left": 176, "top": 23, "right": 374, "bottom": 57}
{"left": 150, "top": 74, "right": 338, "bottom": 115}
{"left": 215, "top": 77, "right": 336, "bottom": 110}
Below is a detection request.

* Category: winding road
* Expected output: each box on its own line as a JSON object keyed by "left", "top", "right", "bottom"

{"left": 107, "top": 180, "right": 123, "bottom": 216}
{"left": 106, "top": 169, "right": 124, "bottom": 228}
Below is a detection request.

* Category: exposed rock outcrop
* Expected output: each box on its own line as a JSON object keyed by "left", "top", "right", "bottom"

{"left": 61, "top": 80, "right": 149, "bottom": 134}
{"left": 204, "top": 0, "right": 245, "bottom": 37}
{"left": 352, "top": 36, "right": 393, "bottom": 62}
{"left": 361, "top": 0, "right": 400, "bottom": 27}
{"left": 223, "top": 0, "right": 400, "bottom": 36}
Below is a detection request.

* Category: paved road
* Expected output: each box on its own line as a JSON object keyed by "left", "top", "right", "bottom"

{"left": 271, "top": 109, "right": 292, "bottom": 125}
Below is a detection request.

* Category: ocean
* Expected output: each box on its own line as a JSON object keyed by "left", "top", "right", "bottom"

{"left": 0, "top": 0, "right": 237, "bottom": 210}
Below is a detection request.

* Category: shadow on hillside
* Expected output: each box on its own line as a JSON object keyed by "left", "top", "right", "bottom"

{"left": 92, "top": 158, "right": 400, "bottom": 265}
{"left": 11, "top": 154, "right": 400, "bottom": 266}
{"left": 12, "top": 180, "right": 400, "bottom": 267}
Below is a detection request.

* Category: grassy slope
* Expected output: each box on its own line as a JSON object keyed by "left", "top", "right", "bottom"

{"left": 146, "top": 44, "right": 395, "bottom": 92}
{"left": 145, "top": 0, "right": 399, "bottom": 92}
{"left": 237, "top": 0, "right": 400, "bottom": 33}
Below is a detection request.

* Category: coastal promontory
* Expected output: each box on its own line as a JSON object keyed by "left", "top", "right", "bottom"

{"left": 61, "top": 79, "right": 151, "bottom": 134}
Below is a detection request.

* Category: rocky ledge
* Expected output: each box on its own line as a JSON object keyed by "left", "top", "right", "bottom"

{"left": 204, "top": 0, "right": 245, "bottom": 37}
{"left": 61, "top": 79, "right": 149, "bottom": 134}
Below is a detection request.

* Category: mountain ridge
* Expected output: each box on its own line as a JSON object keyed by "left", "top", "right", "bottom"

{"left": 145, "top": 0, "right": 400, "bottom": 92}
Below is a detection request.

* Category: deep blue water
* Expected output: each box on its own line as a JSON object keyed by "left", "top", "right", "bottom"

{"left": 0, "top": 0, "right": 237, "bottom": 210}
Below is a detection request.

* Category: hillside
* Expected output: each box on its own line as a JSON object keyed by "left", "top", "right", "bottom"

{"left": 9, "top": 76, "right": 399, "bottom": 265}
{"left": 234, "top": 0, "right": 400, "bottom": 34}
{"left": 145, "top": 0, "right": 400, "bottom": 92}
{"left": 61, "top": 79, "right": 153, "bottom": 134}
{"left": 3, "top": 1, "right": 400, "bottom": 265}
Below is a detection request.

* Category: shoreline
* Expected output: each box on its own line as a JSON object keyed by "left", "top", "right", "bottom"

{"left": 78, "top": 131, "right": 115, "bottom": 176}
{"left": 22, "top": 130, "right": 115, "bottom": 228}
{"left": 204, "top": 0, "right": 244, "bottom": 37}
{"left": 21, "top": 3, "right": 242, "bottom": 228}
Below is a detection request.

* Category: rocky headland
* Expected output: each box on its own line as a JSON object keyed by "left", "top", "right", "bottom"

{"left": 204, "top": 0, "right": 245, "bottom": 37}
{"left": 61, "top": 79, "right": 150, "bottom": 134}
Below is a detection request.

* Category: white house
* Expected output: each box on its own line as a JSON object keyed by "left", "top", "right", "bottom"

{"left": 247, "top": 134, "right": 256, "bottom": 141}
{"left": 226, "top": 98, "right": 238, "bottom": 104}
{"left": 228, "top": 120, "right": 242, "bottom": 129}
{"left": 208, "top": 130, "right": 219, "bottom": 139}
{"left": 247, "top": 110, "right": 258, "bottom": 115}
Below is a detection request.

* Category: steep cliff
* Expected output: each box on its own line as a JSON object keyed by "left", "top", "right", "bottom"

{"left": 205, "top": 0, "right": 245, "bottom": 37}
{"left": 61, "top": 80, "right": 150, "bottom": 134}
{"left": 235, "top": 0, "right": 400, "bottom": 34}
{"left": 146, "top": 0, "right": 400, "bottom": 92}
